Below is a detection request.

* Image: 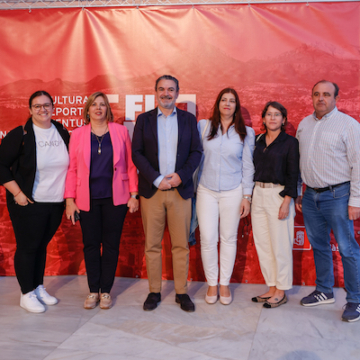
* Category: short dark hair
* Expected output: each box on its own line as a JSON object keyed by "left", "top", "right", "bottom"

{"left": 29, "top": 90, "right": 54, "bottom": 108}
{"left": 155, "top": 75, "right": 179, "bottom": 92}
{"left": 261, "top": 101, "right": 288, "bottom": 132}
{"left": 312, "top": 80, "right": 339, "bottom": 98}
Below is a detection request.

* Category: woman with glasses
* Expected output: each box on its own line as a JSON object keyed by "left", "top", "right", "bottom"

{"left": 0, "top": 90, "right": 70, "bottom": 313}
{"left": 251, "top": 101, "right": 299, "bottom": 308}
{"left": 65, "top": 92, "right": 138, "bottom": 310}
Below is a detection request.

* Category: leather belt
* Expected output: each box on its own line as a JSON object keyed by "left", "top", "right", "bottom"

{"left": 255, "top": 182, "right": 281, "bottom": 188}
{"left": 307, "top": 181, "right": 349, "bottom": 193}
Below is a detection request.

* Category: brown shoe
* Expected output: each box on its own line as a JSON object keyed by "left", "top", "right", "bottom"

{"left": 84, "top": 293, "right": 99, "bottom": 309}
{"left": 100, "top": 293, "right": 112, "bottom": 309}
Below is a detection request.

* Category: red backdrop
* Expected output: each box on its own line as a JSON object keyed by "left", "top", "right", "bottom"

{"left": 1, "top": 3, "right": 360, "bottom": 287}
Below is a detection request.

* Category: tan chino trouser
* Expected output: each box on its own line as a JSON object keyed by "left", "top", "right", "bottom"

{"left": 140, "top": 189, "right": 191, "bottom": 294}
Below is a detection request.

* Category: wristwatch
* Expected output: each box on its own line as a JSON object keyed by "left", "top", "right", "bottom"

{"left": 243, "top": 195, "right": 252, "bottom": 204}
{"left": 131, "top": 194, "right": 139, "bottom": 200}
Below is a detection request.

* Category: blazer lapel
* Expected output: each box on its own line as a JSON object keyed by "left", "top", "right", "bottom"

{"left": 149, "top": 108, "right": 158, "bottom": 147}
{"left": 83, "top": 124, "right": 92, "bottom": 171}
{"left": 108, "top": 123, "right": 121, "bottom": 165}
{"left": 177, "top": 108, "right": 185, "bottom": 153}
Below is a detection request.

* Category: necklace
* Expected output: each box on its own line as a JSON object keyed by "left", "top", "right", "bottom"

{"left": 91, "top": 125, "right": 108, "bottom": 155}
{"left": 92, "top": 132, "right": 107, "bottom": 155}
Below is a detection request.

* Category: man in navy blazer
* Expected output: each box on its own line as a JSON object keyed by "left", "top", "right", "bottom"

{"left": 132, "top": 75, "right": 202, "bottom": 312}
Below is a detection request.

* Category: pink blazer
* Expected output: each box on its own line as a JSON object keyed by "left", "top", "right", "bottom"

{"left": 65, "top": 122, "right": 138, "bottom": 211}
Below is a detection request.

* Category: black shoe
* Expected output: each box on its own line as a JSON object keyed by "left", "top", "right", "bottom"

{"left": 175, "top": 294, "right": 195, "bottom": 312}
{"left": 143, "top": 292, "right": 161, "bottom": 311}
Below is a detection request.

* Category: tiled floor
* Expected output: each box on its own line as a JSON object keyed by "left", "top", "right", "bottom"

{"left": 0, "top": 276, "right": 359, "bottom": 360}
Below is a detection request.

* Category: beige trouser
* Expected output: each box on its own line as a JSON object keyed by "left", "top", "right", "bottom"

{"left": 140, "top": 189, "right": 191, "bottom": 294}
{"left": 251, "top": 185, "right": 295, "bottom": 290}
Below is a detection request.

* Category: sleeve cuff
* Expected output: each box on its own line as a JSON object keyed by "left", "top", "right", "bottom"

{"left": 297, "top": 185, "right": 303, "bottom": 197}
{"left": 243, "top": 186, "right": 254, "bottom": 195}
{"left": 279, "top": 189, "right": 298, "bottom": 199}
{"left": 153, "top": 175, "right": 164, "bottom": 188}
{"left": 348, "top": 197, "right": 360, "bottom": 208}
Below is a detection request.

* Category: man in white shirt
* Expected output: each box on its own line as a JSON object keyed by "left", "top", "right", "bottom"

{"left": 296, "top": 80, "right": 360, "bottom": 322}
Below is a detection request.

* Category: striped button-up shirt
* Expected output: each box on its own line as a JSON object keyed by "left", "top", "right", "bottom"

{"left": 296, "top": 107, "right": 360, "bottom": 207}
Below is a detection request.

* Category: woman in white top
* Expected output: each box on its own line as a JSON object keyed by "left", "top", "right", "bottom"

{"left": 0, "top": 91, "right": 70, "bottom": 313}
{"left": 197, "top": 88, "right": 255, "bottom": 305}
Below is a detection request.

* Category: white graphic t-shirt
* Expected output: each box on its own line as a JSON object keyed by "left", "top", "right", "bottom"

{"left": 32, "top": 123, "right": 69, "bottom": 202}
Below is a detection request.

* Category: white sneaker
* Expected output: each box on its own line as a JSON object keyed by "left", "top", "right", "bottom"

{"left": 35, "top": 285, "right": 58, "bottom": 305}
{"left": 20, "top": 291, "right": 46, "bottom": 313}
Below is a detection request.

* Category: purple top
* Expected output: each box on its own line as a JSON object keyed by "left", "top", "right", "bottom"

{"left": 90, "top": 132, "right": 113, "bottom": 199}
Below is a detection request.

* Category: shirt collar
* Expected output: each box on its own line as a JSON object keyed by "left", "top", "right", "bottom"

{"left": 312, "top": 106, "right": 338, "bottom": 121}
{"left": 257, "top": 131, "right": 287, "bottom": 145}
{"left": 157, "top": 107, "right": 177, "bottom": 118}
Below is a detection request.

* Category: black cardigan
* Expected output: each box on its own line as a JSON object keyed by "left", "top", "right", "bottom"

{"left": 0, "top": 119, "right": 70, "bottom": 203}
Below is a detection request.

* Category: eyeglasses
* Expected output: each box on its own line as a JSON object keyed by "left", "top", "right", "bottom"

{"left": 32, "top": 103, "right": 52, "bottom": 111}
{"left": 266, "top": 112, "right": 282, "bottom": 118}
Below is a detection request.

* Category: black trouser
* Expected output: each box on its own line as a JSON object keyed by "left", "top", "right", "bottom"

{"left": 7, "top": 201, "right": 64, "bottom": 294}
{"left": 80, "top": 198, "right": 128, "bottom": 293}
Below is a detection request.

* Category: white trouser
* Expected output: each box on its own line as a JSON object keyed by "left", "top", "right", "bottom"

{"left": 251, "top": 185, "right": 295, "bottom": 290}
{"left": 196, "top": 183, "right": 243, "bottom": 286}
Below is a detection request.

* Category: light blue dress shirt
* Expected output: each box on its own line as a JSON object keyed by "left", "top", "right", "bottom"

{"left": 153, "top": 107, "right": 178, "bottom": 188}
{"left": 197, "top": 119, "right": 255, "bottom": 194}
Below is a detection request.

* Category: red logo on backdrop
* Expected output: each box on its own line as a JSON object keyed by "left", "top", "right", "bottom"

{"left": 294, "top": 226, "right": 311, "bottom": 251}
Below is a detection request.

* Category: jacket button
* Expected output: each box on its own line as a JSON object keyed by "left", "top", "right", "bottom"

{"left": 114, "top": 167, "right": 117, "bottom": 171}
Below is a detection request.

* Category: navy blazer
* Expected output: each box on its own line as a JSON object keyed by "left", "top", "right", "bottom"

{"left": 132, "top": 107, "right": 202, "bottom": 199}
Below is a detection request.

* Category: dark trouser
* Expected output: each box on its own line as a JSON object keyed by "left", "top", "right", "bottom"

{"left": 80, "top": 198, "right": 128, "bottom": 293}
{"left": 7, "top": 201, "right": 64, "bottom": 294}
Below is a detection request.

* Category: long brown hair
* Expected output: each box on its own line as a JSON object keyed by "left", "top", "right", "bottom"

{"left": 207, "top": 88, "right": 247, "bottom": 141}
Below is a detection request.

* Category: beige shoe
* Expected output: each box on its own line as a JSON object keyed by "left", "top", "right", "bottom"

{"left": 205, "top": 293, "right": 218, "bottom": 304}
{"left": 84, "top": 293, "right": 99, "bottom": 309}
{"left": 205, "top": 286, "right": 218, "bottom": 304}
{"left": 263, "top": 294, "right": 287, "bottom": 308}
{"left": 220, "top": 293, "right": 232, "bottom": 305}
{"left": 100, "top": 293, "right": 112, "bottom": 309}
{"left": 219, "top": 285, "right": 232, "bottom": 305}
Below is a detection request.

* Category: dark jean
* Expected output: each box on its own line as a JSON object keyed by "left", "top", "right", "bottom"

{"left": 302, "top": 182, "right": 360, "bottom": 303}
{"left": 80, "top": 198, "right": 128, "bottom": 293}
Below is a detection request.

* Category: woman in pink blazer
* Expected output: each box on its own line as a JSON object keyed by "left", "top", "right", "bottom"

{"left": 65, "top": 92, "right": 138, "bottom": 310}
